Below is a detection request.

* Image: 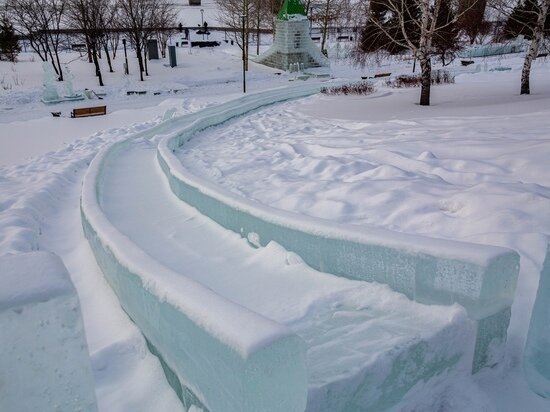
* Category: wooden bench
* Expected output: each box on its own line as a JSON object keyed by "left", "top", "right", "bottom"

{"left": 71, "top": 106, "right": 107, "bottom": 118}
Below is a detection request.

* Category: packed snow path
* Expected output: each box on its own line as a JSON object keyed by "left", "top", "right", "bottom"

{"left": 97, "top": 138, "right": 470, "bottom": 411}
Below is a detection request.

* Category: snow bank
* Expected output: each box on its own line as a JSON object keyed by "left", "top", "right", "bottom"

{"left": 0, "top": 252, "right": 97, "bottom": 412}
{"left": 157, "top": 86, "right": 520, "bottom": 373}
{"left": 524, "top": 240, "right": 550, "bottom": 398}
{"left": 80, "top": 140, "right": 308, "bottom": 412}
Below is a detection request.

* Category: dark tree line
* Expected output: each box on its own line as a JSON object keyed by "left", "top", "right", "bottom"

{"left": 355, "top": 0, "right": 550, "bottom": 104}
{"left": 0, "top": 14, "right": 20, "bottom": 62}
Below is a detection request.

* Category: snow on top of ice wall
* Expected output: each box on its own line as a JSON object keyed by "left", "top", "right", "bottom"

{"left": 82, "top": 138, "right": 309, "bottom": 411}
{"left": 0, "top": 251, "right": 75, "bottom": 311}
{"left": 157, "top": 84, "right": 519, "bottom": 318}
{"left": 159, "top": 128, "right": 515, "bottom": 267}
{"left": 82, "top": 140, "right": 298, "bottom": 358}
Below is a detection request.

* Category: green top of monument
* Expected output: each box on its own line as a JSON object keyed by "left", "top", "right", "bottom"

{"left": 277, "top": 0, "right": 307, "bottom": 20}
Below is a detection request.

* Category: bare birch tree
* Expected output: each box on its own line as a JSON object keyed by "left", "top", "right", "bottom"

{"left": 356, "top": 0, "right": 467, "bottom": 105}
{"left": 520, "top": 0, "right": 550, "bottom": 94}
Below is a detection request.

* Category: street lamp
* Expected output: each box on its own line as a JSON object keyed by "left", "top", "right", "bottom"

{"left": 122, "top": 38, "right": 129, "bottom": 75}
{"left": 241, "top": 14, "right": 246, "bottom": 94}
{"left": 200, "top": 9, "right": 205, "bottom": 40}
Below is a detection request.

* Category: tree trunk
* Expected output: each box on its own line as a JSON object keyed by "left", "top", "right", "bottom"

{"left": 144, "top": 43, "right": 149, "bottom": 76}
{"left": 256, "top": 9, "right": 261, "bottom": 55}
{"left": 54, "top": 49, "right": 63, "bottom": 81}
{"left": 419, "top": 57, "right": 431, "bottom": 106}
{"left": 136, "top": 43, "right": 145, "bottom": 81}
{"left": 104, "top": 43, "right": 114, "bottom": 72}
{"left": 86, "top": 39, "right": 93, "bottom": 63}
{"left": 29, "top": 39, "right": 47, "bottom": 62}
{"left": 521, "top": 0, "right": 549, "bottom": 95}
{"left": 245, "top": 20, "right": 250, "bottom": 71}
{"left": 92, "top": 45, "right": 104, "bottom": 87}
{"left": 320, "top": 0, "right": 331, "bottom": 54}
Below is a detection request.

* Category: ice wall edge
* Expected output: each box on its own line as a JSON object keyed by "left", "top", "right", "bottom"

{"left": 0, "top": 252, "right": 97, "bottom": 412}
{"left": 524, "top": 241, "right": 550, "bottom": 397}
{"left": 80, "top": 137, "right": 309, "bottom": 412}
{"left": 156, "top": 87, "right": 520, "bottom": 374}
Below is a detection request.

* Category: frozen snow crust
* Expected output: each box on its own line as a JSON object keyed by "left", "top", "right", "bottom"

{"left": 157, "top": 85, "right": 520, "bottom": 374}
{"left": 0, "top": 252, "right": 97, "bottom": 412}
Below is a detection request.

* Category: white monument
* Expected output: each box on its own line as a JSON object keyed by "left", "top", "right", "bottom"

{"left": 256, "top": 0, "right": 329, "bottom": 71}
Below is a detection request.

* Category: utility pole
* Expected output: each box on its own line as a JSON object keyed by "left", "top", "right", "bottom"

{"left": 122, "top": 39, "right": 129, "bottom": 75}
{"left": 241, "top": 14, "right": 246, "bottom": 93}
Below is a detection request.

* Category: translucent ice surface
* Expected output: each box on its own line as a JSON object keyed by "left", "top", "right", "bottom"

{"left": 82, "top": 142, "right": 308, "bottom": 412}
{"left": 524, "top": 243, "right": 550, "bottom": 398}
{"left": 83, "top": 139, "right": 474, "bottom": 411}
{"left": 0, "top": 252, "right": 97, "bottom": 412}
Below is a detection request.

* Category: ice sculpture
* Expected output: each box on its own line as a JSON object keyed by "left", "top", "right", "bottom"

{"left": 256, "top": 0, "right": 329, "bottom": 70}
{"left": 63, "top": 64, "right": 82, "bottom": 99}
{"left": 42, "top": 62, "right": 61, "bottom": 103}
{"left": 0, "top": 252, "right": 97, "bottom": 412}
{"left": 524, "top": 243, "right": 550, "bottom": 398}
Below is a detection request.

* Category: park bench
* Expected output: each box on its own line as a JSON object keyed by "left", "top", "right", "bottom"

{"left": 71, "top": 106, "right": 106, "bottom": 118}
{"left": 362, "top": 72, "right": 391, "bottom": 80}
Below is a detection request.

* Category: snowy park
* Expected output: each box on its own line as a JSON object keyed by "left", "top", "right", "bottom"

{"left": 1, "top": 0, "right": 550, "bottom": 411}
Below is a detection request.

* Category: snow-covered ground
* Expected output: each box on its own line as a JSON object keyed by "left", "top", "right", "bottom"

{"left": 1, "top": 25, "right": 549, "bottom": 412}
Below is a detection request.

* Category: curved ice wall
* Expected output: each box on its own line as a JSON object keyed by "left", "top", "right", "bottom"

{"left": 81, "top": 140, "right": 308, "bottom": 412}
{"left": 524, "top": 242, "right": 550, "bottom": 398}
{"left": 157, "top": 88, "right": 520, "bottom": 374}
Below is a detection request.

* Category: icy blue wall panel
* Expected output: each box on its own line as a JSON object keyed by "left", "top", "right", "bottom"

{"left": 524, "top": 243, "right": 550, "bottom": 398}
{"left": 81, "top": 195, "right": 308, "bottom": 412}
{"left": 80, "top": 131, "right": 315, "bottom": 411}
{"left": 0, "top": 252, "right": 97, "bottom": 412}
{"left": 157, "top": 88, "right": 520, "bottom": 374}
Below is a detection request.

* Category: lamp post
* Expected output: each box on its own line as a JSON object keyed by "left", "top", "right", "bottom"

{"left": 241, "top": 14, "right": 246, "bottom": 94}
{"left": 200, "top": 9, "right": 205, "bottom": 40}
{"left": 122, "top": 38, "right": 129, "bottom": 75}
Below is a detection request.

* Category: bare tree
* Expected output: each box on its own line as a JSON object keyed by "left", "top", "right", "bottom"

{"left": 117, "top": 0, "right": 176, "bottom": 81}
{"left": 311, "top": 0, "right": 352, "bottom": 55}
{"left": 520, "top": 0, "right": 550, "bottom": 94}
{"left": 7, "top": 0, "right": 64, "bottom": 79}
{"left": 152, "top": 0, "right": 177, "bottom": 59}
{"left": 66, "top": 0, "right": 110, "bottom": 86}
{"left": 491, "top": 0, "right": 550, "bottom": 94}
{"left": 356, "top": 0, "right": 467, "bottom": 105}
{"left": 216, "top": 0, "right": 274, "bottom": 62}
